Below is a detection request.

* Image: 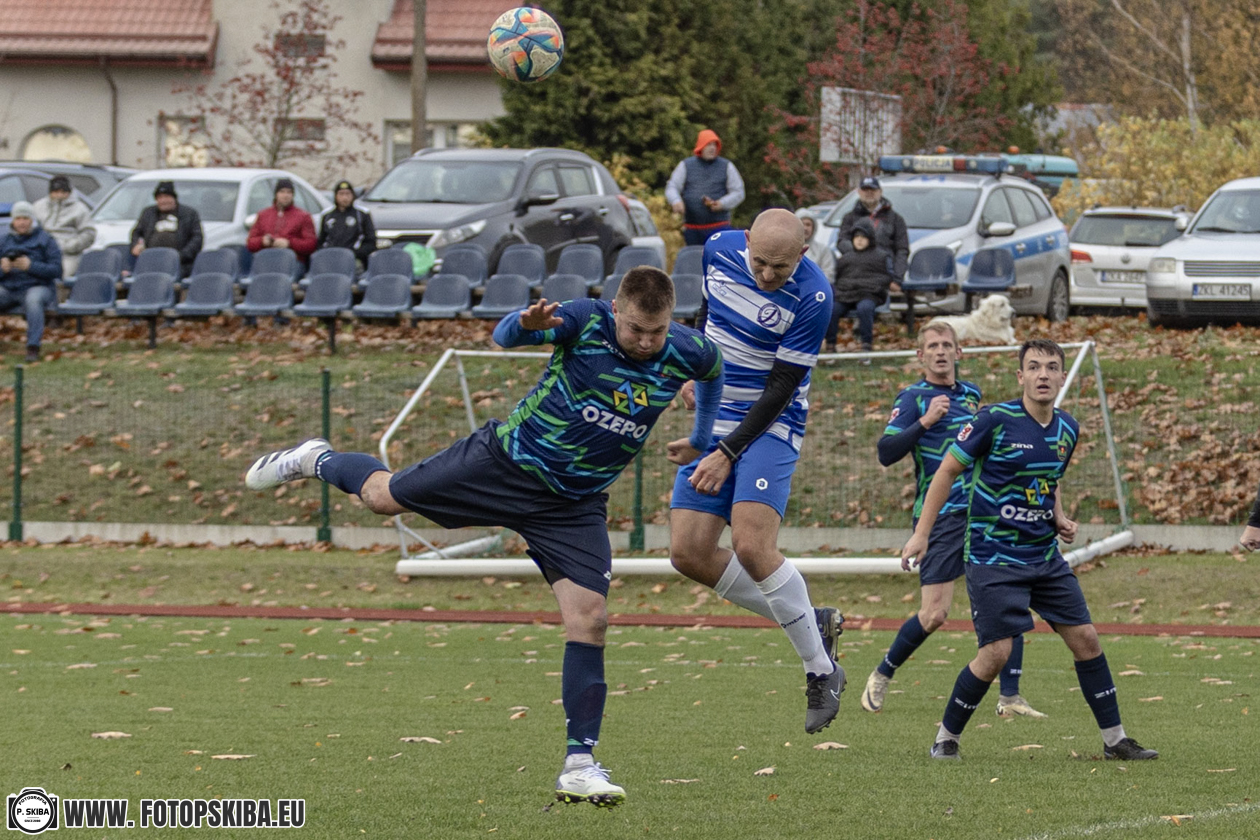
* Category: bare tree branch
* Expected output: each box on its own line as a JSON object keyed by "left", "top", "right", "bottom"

{"left": 1109, "top": 0, "right": 1183, "bottom": 67}
{"left": 1090, "top": 32, "right": 1188, "bottom": 105}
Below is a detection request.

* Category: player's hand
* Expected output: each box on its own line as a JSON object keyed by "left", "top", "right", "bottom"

{"left": 519, "top": 299, "right": 562, "bottom": 331}
{"left": 666, "top": 438, "right": 701, "bottom": 466}
{"left": 679, "top": 380, "right": 696, "bottom": 410}
{"left": 1056, "top": 515, "right": 1078, "bottom": 544}
{"left": 901, "top": 532, "right": 927, "bottom": 570}
{"left": 688, "top": 449, "right": 732, "bottom": 495}
{"left": 1240, "top": 525, "right": 1260, "bottom": 551}
{"left": 670, "top": 200, "right": 684, "bottom": 215}
{"left": 920, "top": 394, "right": 951, "bottom": 429}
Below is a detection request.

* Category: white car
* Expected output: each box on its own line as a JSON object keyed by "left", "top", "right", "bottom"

{"left": 1145, "top": 177, "right": 1260, "bottom": 326}
{"left": 87, "top": 167, "right": 331, "bottom": 253}
{"left": 1068, "top": 207, "right": 1188, "bottom": 309}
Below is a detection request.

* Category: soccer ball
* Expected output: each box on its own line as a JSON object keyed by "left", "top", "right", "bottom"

{"left": 486, "top": 7, "right": 564, "bottom": 83}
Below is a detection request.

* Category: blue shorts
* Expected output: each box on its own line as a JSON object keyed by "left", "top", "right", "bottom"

{"left": 965, "top": 556, "right": 1093, "bottom": 647}
{"left": 916, "top": 511, "right": 967, "bottom": 586}
{"left": 670, "top": 433, "right": 799, "bottom": 520}
{"left": 388, "top": 422, "right": 612, "bottom": 596}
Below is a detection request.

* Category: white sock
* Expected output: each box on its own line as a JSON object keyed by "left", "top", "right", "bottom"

{"left": 714, "top": 554, "right": 776, "bottom": 621}
{"left": 1101, "top": 724, "right": 1127, "bottom": 748}
{"left": 755, "top": 561, "right": 832, "bottom": 675}
{"left": 936, "top": 724, "right": 959, "bottom": 744}
{"left": 564, "top": 753, "right": 594, "bottom": 770}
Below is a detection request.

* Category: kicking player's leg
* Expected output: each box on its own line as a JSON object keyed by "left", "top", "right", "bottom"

{"left": 864, "top": 512, "right": 965, "bottom": 712}
{"left": 932, "top": 637, "right": 1011, "bottom": 759}
{"left": 245, "top": 438, "right": 401, "bottom": 511}
{"left": 995, "top": 635, "right": 1046, "bottom": 718}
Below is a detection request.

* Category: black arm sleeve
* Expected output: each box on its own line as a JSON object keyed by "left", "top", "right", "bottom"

{"left": 877, "top": 421, "right": 927, "bottom": 467}
{"left": 718, "top": 360, "right": 809, "bottom": 460}
{"left": 695, "top": 296, "right": 709, "bottom": 333}
{"left": 1249, "top": 479, "right": 1260, "bottom": 528}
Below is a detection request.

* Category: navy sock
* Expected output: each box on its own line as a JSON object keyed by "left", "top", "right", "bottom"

{"left": 941, "top": 664, "right": 992, "bottom": 737}
{"left": 1075, "top": 652, "right": 1121, "bottom": 730}
{"left": 999, "top": 634, "right": 1025, "bottom": 696}
{"left": 313, "top": 452, "right": 387, "bottom": 496}
{"left": 879, "top": 613, "right": 930, "bottom": 677}
{"left": 563, "top": 641, "right": 607, "bottom": 756}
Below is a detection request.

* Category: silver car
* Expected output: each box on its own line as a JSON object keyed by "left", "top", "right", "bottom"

{"left": 1068, "top": 207, "right": 1187, "bottom": 309}
{"left": 1146, "top": 177, "right": 1260, "bottom": 326}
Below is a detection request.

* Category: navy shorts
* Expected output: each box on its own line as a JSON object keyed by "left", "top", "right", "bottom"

{"left": 670, "top": 433, "right": 799, "bottom": 520}
{"left": 916, "top": 511, "right": 967, "bottom": 586}
{"left": 965, "top": 555, "right": 1093, "bottom": 647}
{"left": 388, "top": 422, "right": 612, "bottom": 596}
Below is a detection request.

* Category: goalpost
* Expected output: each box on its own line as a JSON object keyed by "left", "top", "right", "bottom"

{"left": 384, "top": 341, "right": 1132, "bottom": 577}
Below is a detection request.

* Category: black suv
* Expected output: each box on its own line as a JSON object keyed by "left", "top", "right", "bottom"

{"left": 362, "top": 148, "right": 634, "bottom": 273}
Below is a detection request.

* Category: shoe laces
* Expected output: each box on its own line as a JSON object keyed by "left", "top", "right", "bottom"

{"left": 805, "top": 673, "right": 830, "bottom": 709}
{"left": 572, "top": 762, "right": 611, "bottom": 782}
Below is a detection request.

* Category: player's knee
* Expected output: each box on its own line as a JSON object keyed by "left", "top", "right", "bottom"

{"left": 358, "top": 477, "right": 402, "bottom": 515}
{"left": 921, "top": 608, "right": 948, "bottom": 632}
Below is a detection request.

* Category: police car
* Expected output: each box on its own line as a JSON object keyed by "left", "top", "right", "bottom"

{"left": 815, "top": 155, "right": 1072, "bottom": 320}
{"left": 1145, "top": 176, "right": 1260, "bottom": 327}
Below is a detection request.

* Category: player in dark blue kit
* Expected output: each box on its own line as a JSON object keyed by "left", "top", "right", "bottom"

{"left": 902, "top": 339, "right": 1157, "bottom": 761}
{"left": 862, "top": 322, "right": 1042, "bottom": 719}
{"left": 245, "top": 268, "right": 725, "bottom": 806}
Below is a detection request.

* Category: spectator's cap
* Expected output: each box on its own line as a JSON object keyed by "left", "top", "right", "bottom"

{"left": 859, "top": 176, "right": 881, "bottom": 190}
{"left": 275, "top": 178, "right": 295, "bottom": 194}
{"left": 9, "top": 200, "right": 35, "bottom": 219}
{"left": 48, "top": 175, "right": 71, "bottom": 194}
{"left": 693, "top": 129, "right": 722, "bottom": 156}
{"left": 851, "top": 217, "right": 876, "bottom": 241}
{"left": 154, "top": 180, "right": 178, "bottom": 198}
{"left": 334, "top": 180, "right": 354, "bottom": 194}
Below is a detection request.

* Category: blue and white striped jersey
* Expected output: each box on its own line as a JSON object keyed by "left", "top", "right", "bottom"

{"left": 702, "top": 230, "right": 833, "bottom": 451}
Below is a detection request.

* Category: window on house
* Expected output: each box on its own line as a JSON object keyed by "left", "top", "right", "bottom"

{"left": 20, "top": 125, "right": 92, "bottom": 163}
{"left": 278, "top": 118, "right": 326, "bottom": 143}
{"left": 275, "top": 34, "right": 325, "bottom": 58}
{"left": 385, "top": 121, "right": 475, "bottom": 166}
{"left": 158, "top": 115, "right": 209, "bottom": 168}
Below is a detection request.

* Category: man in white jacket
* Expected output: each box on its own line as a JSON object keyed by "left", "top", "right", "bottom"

{"left": 33, "top": 176, "right": 95, "bottom": 276}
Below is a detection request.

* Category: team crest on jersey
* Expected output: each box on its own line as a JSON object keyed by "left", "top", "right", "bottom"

{"left": 1056, "top": 436, "right": 1069, "bottom": 461}
{"left": 964, "top": 395, "right": 979, "bottom": 413}
{"left": 612, "top": 381, "right": 650, "bottom": 416}
{"left": 957, "top": 422, "right": 974, "bottom": 442}
{"left": 756, "top": 303, "right": 782, "bottom": 328}
{"left": 888, "top": 407, "right": 900, "bottom": 424}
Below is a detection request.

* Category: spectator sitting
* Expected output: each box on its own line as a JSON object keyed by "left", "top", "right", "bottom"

{"left": 34, "top": 175, "right": 95, "bottom": 276}
{"left": 827, "top": 218, "right": 895, "bottom": 355}
{"left": 0, "top": 201, "right": 62, "bottom": 362}
{"left": 131, "top": 180, "right": 203, "bottom": 277}
{"left": 248, "top": 178, "right": 317, "bottom": 265}
{"left": 317, "top": 179, "right": 376, "bottom": 269}
{"left": 798, "top": 211, "right": 835, "bottom": 280}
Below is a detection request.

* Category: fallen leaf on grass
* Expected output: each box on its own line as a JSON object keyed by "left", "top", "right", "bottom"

{"left": 813, "top": 742, "right": 848, "bottom": 750}
{"left": 660, "top": 779, "right": 700, "bottom": 784}
{"left": 211, "top": 754, "right": 254, "bottom": 760}
{"left": 66, "top": 663, "right": 97, "bottom": 670}
{"left": 399, "top": 737, "right": 441, "bottom": 744}
{"left": 1206, "top": 768, "right": 1236, "bottom": 773}
{"left": 1138, "top": 696, "right": 1164, "bottom": 702}
{"left": 148, "top": 707, "right": 173, "bottom": 713}
{"left": 509, "top": 711, "right": 527, "bottom": 720}
{"left": 12, "top": 650, "right": 29, "bottom": 655}
{"left": 91, "top": 732, "right": 131, "bottom": 739}
{"left": 754, "top": 767, "right": 775, "bottom": 776}
{"left": 1161, "top": 815, "right": 1193, "bottom": 826}
{"left": 1117, "top": 670, "right": 1144, "bottom": 676}
{"left": 184, "top": 750, "right": 203, "bottom": 755}
{"left": 1011, "top": 744, "right": 1043, "bottom": 751}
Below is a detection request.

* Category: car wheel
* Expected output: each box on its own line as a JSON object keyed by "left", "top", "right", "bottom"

{"left": 1046, "top": 271, "right": 1069, "bottom": 322}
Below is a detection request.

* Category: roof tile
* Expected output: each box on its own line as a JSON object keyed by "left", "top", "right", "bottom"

{"left": 374, "top": 0, "right": 521, "bottom": 65}
{"left": 0, "top": 0, "right": 217, "bottom": 62}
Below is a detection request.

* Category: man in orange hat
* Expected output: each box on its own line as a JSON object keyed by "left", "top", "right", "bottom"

{"left": 665, "top": 129, "right": 745, "bottom": 245}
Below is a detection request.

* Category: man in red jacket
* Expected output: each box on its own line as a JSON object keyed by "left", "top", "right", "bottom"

{"left": 247, "top": 178, "right": 317, "bottom": 264}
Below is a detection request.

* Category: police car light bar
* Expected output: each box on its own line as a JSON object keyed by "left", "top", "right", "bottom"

{"left": 879, "top": 155, "right": 1011, "bottom": 175}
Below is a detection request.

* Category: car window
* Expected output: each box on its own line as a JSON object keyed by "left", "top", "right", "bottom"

{"left": 824, "top": 185, "right": 980, "bottom": 230}
{"left": 1071, "top": 215, "right": 1181, "bottom": 247}
{"left": 526, "top": 166, "right": 559, "bottom": 197}
{"left": 981, "top": 190, "right": 1014, "bottom": 227}
{"left": 295, "top": 185, "right": 323, "bottom": 214}
{"left": 66, "top": 175, "right": 101, "bottom": 196}
{"left": 92, "top": 180, "right": 241, "bottom": 223}
{"left": 1028, "top": 190, "right": 1053, "bottom": 221}
{"left": 0, "top": 176, "right": 23, "bottom": 204}
{"left": 558, "top": 166, "right": 596, "bottom": 197}
{"left": 246, "top": 180, "right": 275, "bottom": 217}
{"left": 629, "top": 204, "right": 658, "bottom": 237}
{"left": 365, "top": 160, "right": 522, "bottom": 204}
{"left": 1191, "top": 189, "right": 1260, "bottom": 233}
{"left": 1004, "top": 188, "right": 1039, "bottom": 228}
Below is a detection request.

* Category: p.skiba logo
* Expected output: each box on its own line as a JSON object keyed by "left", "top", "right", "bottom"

{"left": 612, "top": 381, "right": 649, "bottom": 416}
{"left": 7, "top": 787, "right": 58, "bottom": 834}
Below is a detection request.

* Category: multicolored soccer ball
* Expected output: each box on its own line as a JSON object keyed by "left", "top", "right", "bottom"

{"left": 486, "top": 7, "right": 564, "bottom": 83}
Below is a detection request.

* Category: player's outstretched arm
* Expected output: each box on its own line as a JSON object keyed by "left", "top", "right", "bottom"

{"left": 667, "top": 368, "right": 724, "bottom": 466}
{"left": 901, "top": 452, "right": 966, "bottom": 570}
{"left": 493, "top": 299, "right": 562, "bottom": 348}
{"left": 1054, "top": 492, "right": 1078, "bottom": 544}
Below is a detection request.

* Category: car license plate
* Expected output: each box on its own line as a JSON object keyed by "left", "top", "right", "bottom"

{"left": 1192, "top": 283, "right": 1252, "bottom": 300}
{"left": 1098, "top": 270, "right": 1144, "bottom": 284}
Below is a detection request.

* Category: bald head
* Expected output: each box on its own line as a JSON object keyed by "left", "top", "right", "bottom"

{"left": 746, "top": 208, "right": 807, "bottom": 291}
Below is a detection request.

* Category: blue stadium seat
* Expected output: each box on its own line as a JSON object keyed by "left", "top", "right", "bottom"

{"left": 605, "top": 245, "right": 665, "bottom": 288}
{"left": 359, "top": 248, "right": 413, "bottom": 292}
{"left": 903, "top": 247, "right": 956, "bottom": 293}
{"left": 115, "top": 273, "right": 176, "bottom": 348}
{"left": 174, "top": 273, "right": 234, "bottom": 318}
{"left": 599, "top": 274, "right": 622, "bottom": 301}
{"left": 295, "top": 274, "right": 353, "bottom": 353}
{"left": 438, "top": 245, "right": 489, "bottom": 287}
{"left": 65, "top": 248, "right": 122, "bottom": 290}
{"left": 494, "top": 243, "right": 546, "bottom": 286}
{"left": 540, "top": 274, "right": 588, "bottom": 304}
{"left": 554, "top": 243, "right": 604, "bottom": 287}
{"left": 241, "top": 248, "right": 300, "bottom": 287}
{"left": 301, "top": 247, "right": 356, "bottom": 289}
{"left": 128, "top": 247, "right": 180, "bottom": 288}
{"left": 672, "top": 245, "right": 704, "bottom": 277}
{"left": 961, "top": 248, "right": 1016, "bottom": 294}
{"left": 471, "top": 275, "right": 531, "bottom": 319}
{"left": 234, "top": 274, "right": 294, "bottom": 320}
{"left": 353, "top": 274, "right": 413, "bottom": 321}
{"left": 58, "top": 273, "right": 117, "bottom": 334}
{"left": 103, "top": 242, "right": 136, "bottom": 276}
{"left": 412, "top": 274, "right": 472, "bottom": 320}
{"left": 224, "top": 243, "right": 253, "bottom": 277}
{"left": 184, "top": 248, "right": 239, "bottom": 290}
{"left": 671, "top": 274, "right": 704, "bottom": 321}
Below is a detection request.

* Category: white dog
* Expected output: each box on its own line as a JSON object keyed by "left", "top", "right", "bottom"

{"left": 929, "top": 294, "right": 1016, "bottom": 345}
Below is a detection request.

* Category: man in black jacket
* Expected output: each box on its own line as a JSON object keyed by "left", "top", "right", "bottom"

{"left": 130, "top": 181, "right": 203, "bottom": 277}
{"left": 317, "top": 180, "right": 376, "bottom": 268}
